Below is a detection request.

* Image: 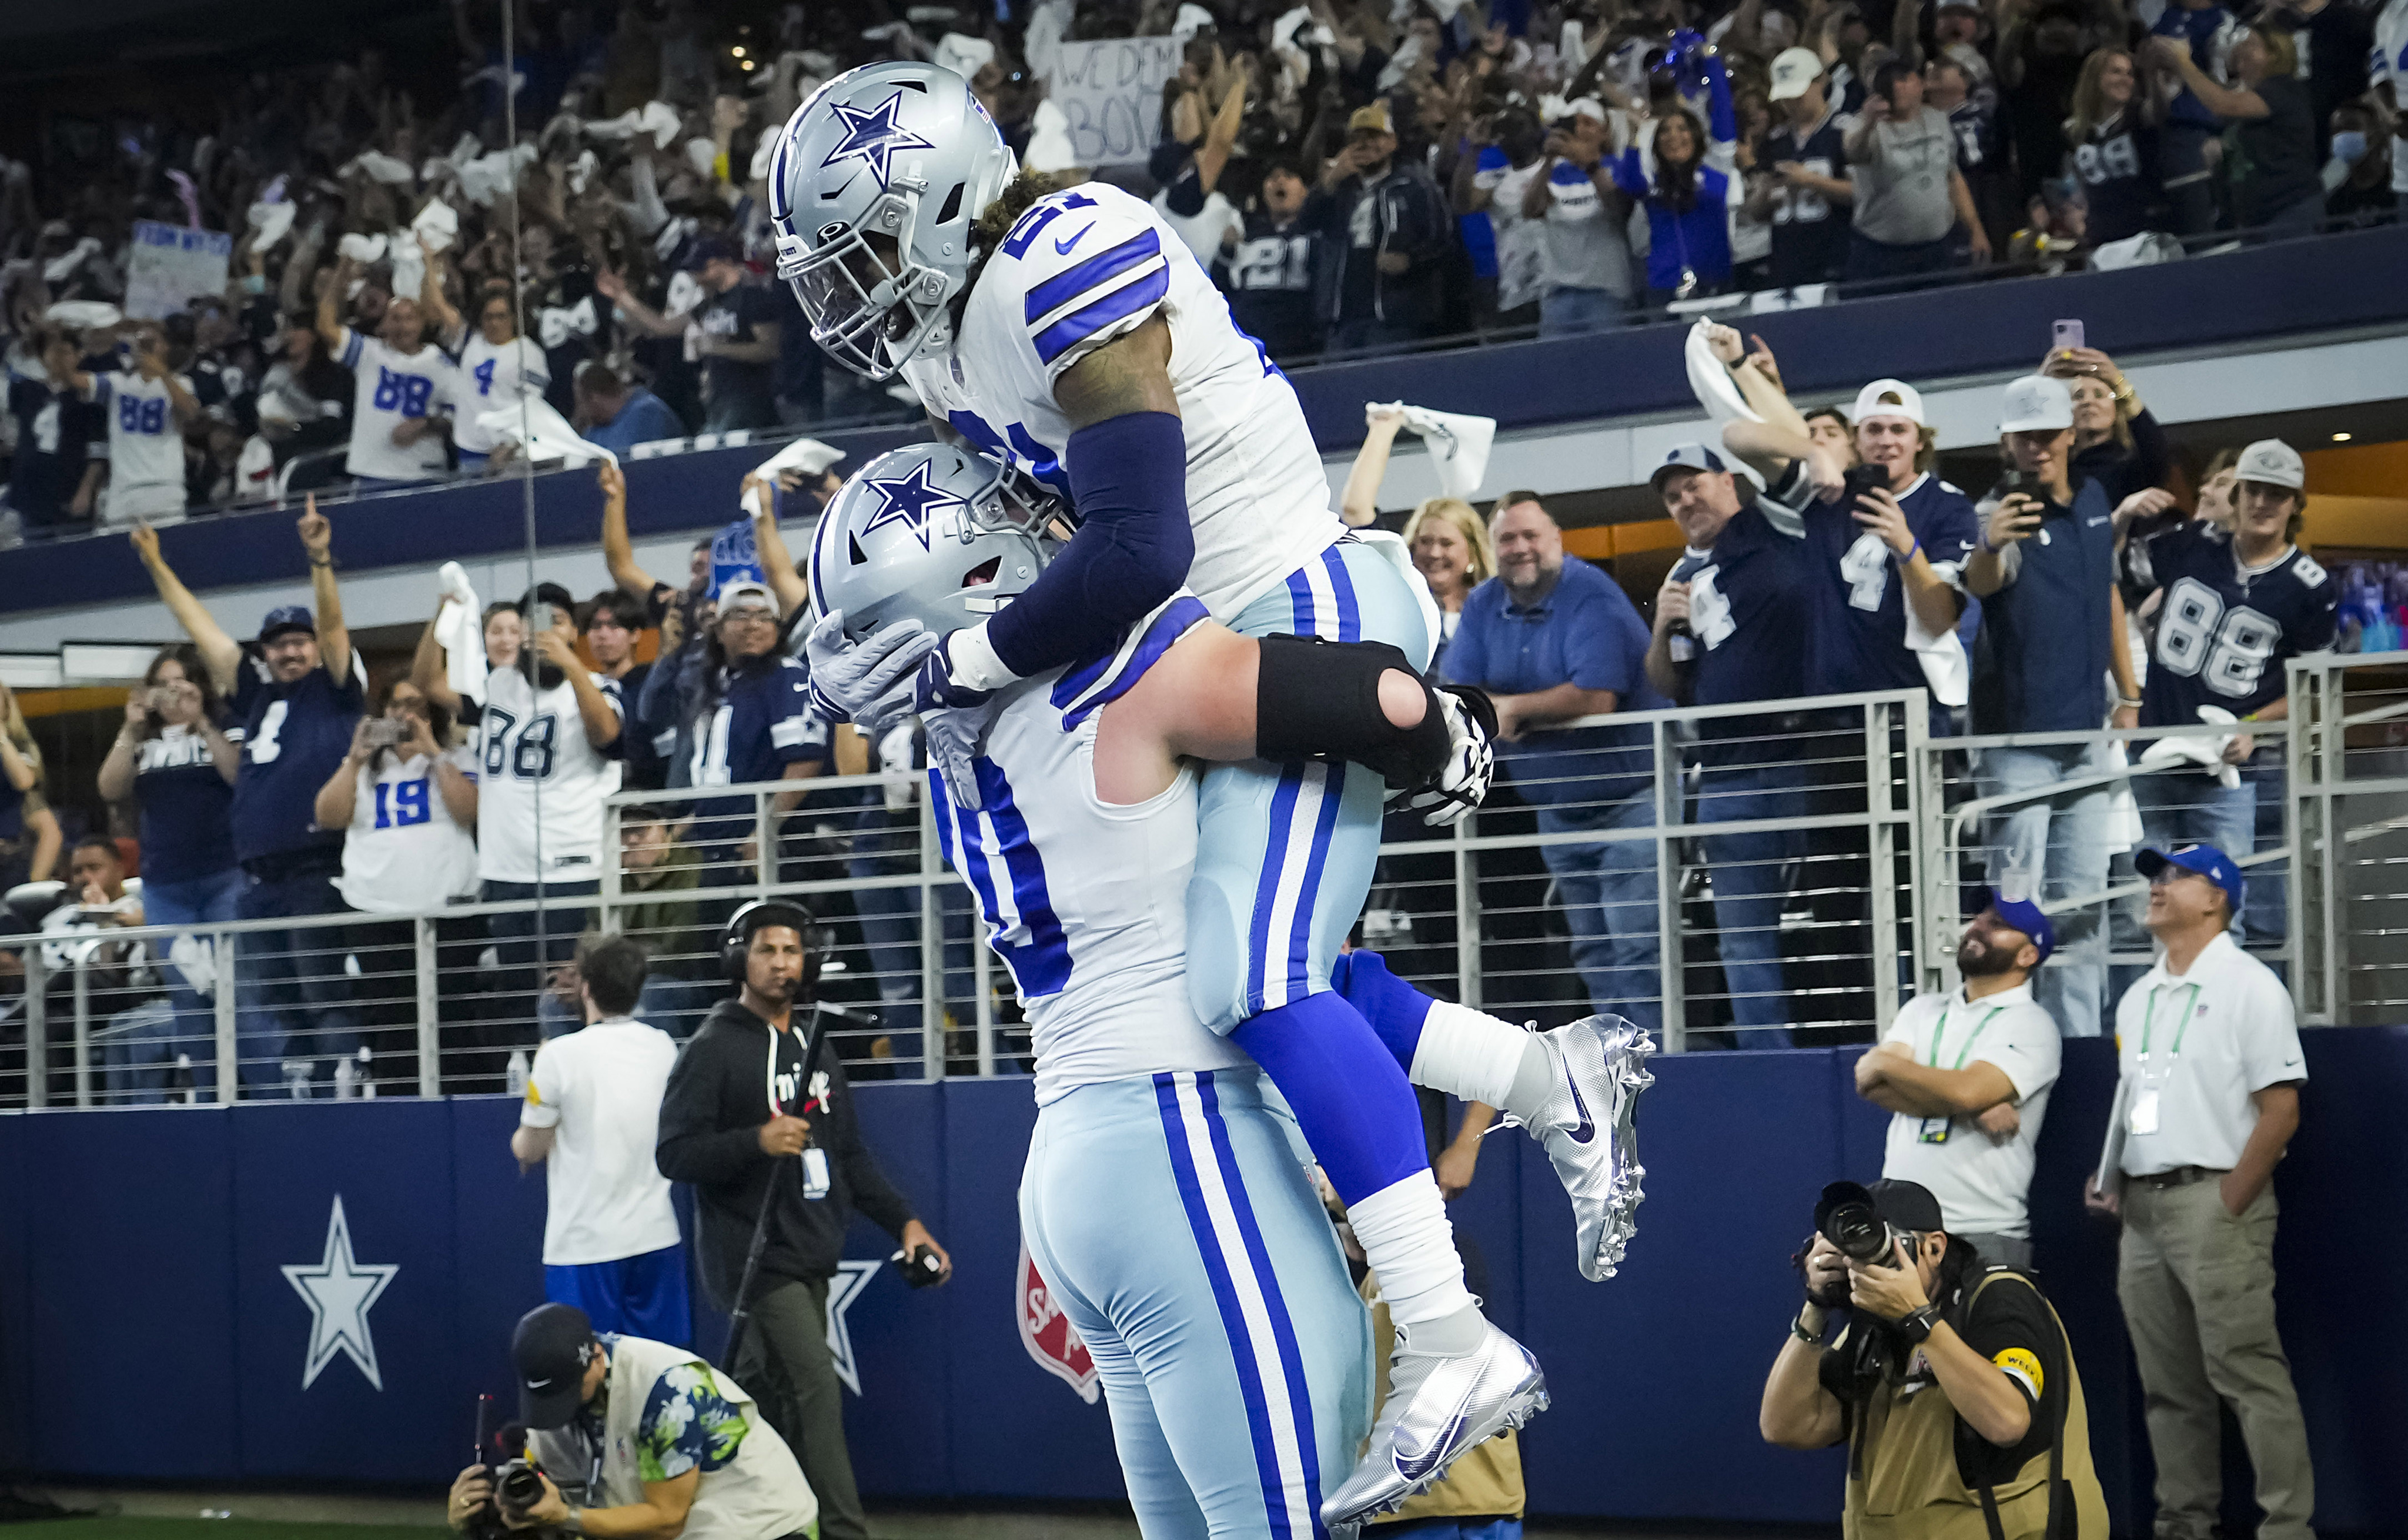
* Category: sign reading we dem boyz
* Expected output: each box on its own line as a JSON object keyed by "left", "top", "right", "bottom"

{"left": 1045, "top": 36, "right": 1181, "bottom": 166}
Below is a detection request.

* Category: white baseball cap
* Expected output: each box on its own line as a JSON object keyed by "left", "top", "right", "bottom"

{"left": 1999, "top": 374, "right": 2075, "bottom": 434}
{"left": 1768, "top": 47, "right": 1825, "bottom": 100}
{"left": 717, "top": 579, "right": 780, "bottom": 615}
{"left": 2234, "top": 438, "right": 2305, "bottom": 490}
{"left": 1852, "top": 378, "right": 1925, "bottom": 426}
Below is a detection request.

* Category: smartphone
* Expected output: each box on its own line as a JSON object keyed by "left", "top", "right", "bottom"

{"left": 364, "top": 718, "right": 404, "bottom": 747}
{"left": 2051, "top": 318, "right": 2085, "bottom": 353}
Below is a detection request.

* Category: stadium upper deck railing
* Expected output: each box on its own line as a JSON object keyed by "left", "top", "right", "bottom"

{"left": 3, "top": 653, "right": 2400, "bottom": 1107}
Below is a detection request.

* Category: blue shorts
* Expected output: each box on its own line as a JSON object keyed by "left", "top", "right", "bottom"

{"left": 1187, "top": 539, "right": 1432, "bottom": 1033}
{"left": 545, "top": 1242, "right": 692, "bottom": 1345}
{"left": 1022, "top": 1069, "right": 1370, "bottom": 1540}
{"left": 456, "top": 449, "right": 488, "bottom": 472}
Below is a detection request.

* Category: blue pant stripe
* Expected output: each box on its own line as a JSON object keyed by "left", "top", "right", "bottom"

{"left": 1322, "top": 546, "right": 1360, "bottom": 643}
{"left": 1196, "top": 1074, "right": 1326, "bottom": 1536}
{"left": 1282, "top": 763, "right": 1346, "bottom": 1001}
{"left": 1245, "top": 767, "right": 1306, "bottom": 1015}
{"left": 1153, "top": 1072, "right": 1296, "bottom": 1540}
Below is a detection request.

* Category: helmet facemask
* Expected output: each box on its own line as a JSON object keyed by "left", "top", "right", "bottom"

{"left": 783, "top": 182, "right": 958, "bottom": 378}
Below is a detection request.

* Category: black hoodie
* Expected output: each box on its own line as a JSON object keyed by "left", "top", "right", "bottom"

{"left": 655, "top": 996, "right": 917, "bottom": 1309}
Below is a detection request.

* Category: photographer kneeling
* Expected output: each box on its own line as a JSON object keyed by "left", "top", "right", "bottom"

{"left": 1760, "top": 1180, "right": 2108, "bottom": 1539}
{"left": 446, "top": 1302, "right": 815, "bottom": 1540}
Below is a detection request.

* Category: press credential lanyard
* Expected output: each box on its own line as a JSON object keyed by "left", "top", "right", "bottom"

{"left": 2127, "top": 981, "right": 2202, "bottom": 1137}
{"left": 1917, "top": 1003, "right": 2005, "bottom": 1144}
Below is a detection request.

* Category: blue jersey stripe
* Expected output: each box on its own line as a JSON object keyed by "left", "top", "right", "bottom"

{"left": 972, "top": 759, "right": 1073, "bottom": 995}
{"left": 1245, "top": 767, "right": 1307, "bottom": 1017}
{"left": 1056, "top": 595, "right": 1212, "bottom": 729}
{"left": 1024, "top": 228, "right": 1162, "bottom": 324}
{"left": 1031, "top": 264, "right": 1171, "bottom": 366}
{"left": 1153, "top": 1072, "right": 1298, "bottom": 1540}
{"left": 1195, "top": 1073, "right": 1325, "bottom": 1536}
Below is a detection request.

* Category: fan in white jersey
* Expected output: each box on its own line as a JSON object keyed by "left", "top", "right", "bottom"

{"left": 810, "top": 443, "right": 1660, "bottom": 1528}
{"left": 2376, "top": 0, "right": 2408, "bottom": 199}
{"left": 317, "top": 252, "right": 457, "bottom": 488}
{"left": 62, "top": 322, "right": 199, "bottom": 524}
{"left": 424, "top": 273, "right": 552, "bottom": 472}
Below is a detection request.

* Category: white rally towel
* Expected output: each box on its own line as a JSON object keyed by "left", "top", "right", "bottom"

{"left": 1902, "top": 605, "right": 1970, "bottom": 708}
{"left": 337, "top": 232, "right": 389, "bottom": 266}
{"left": 412, "top": 196, "right": 460, "bottom": 255}
{"left": 434, "top": 562, "right": 489, "bottom": 707}
{"left": 2136, "top": 704, "right": 2243, "bottom": 790}
{"left": 935, "top": 31, "right": 997, "bottom": 76}
{"left": 1364, "top": 401, "right": 1496, "bottom": 500}
{"left": 387, "top": 231, "right": 427, "bottom": 306}
{"left": 477, "top": 395, "right": 619, "bottom": 470}
{"left": 1685, "top": 318, "right": 1760, "bottom": 429}
{"left": 743, "top": 437, "right": 846, "bottom": 519}
{"left": 586, "top": 101, "right": 684, "bottom": 149}
{"left": 1022, "top": 99, "right": 1079, "bottom": 175}
{"left": 246, "top": 198, "right": 297, "bottom": 250}
{"left": 2105, "top": 741, "right": 2146, "bottom": 853}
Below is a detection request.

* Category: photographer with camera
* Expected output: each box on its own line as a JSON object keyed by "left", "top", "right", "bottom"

{"left": 656, "top": 901, "right": 949, "bottom": 1540}
{"left": 1761, "top": 1180, "right": 2108, "bottom": 1538}
{"left": 445, "top": 1301, "right": 814, "bottom": 1540}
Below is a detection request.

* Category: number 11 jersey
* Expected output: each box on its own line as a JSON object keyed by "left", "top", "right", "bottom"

{"left": 469, "top": 666, "right": 624, "bottom": 884}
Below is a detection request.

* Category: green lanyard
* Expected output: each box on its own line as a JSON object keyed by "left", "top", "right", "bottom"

{"left": 2137, "top": 982, "right": 2203, "bottom": 1064}
{"left": 1928, "top": 1002, "right": 2006, "bottom": 1070}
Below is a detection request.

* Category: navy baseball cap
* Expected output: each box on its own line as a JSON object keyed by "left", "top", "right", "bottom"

{"left": 1650, "top": 442, "right": 1731, "bottom": 489}
{"left": 511, "top": 1302, "right": 597, "bottom": 1430}
{"left": 1986, "top": 889, "right": 2056, "bottom": 966}
{"left": 258, "top": 604, "right": 314, "bottom": 643}
{"left": 681, "top": 236, "right": 740, "bottom": 272}
{"left": 2137, "top": 844, "right": 2245, "bottom": 916}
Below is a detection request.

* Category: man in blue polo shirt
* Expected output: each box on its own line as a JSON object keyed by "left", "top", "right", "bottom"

{"left": 132, "top": 503, "right": 366, "bottom": 1091}
{"left": 1964, "top": 376, "right": 2142, "bottom": 1040}
{"left": 1645, "top": 445, "right": 1815, "bottom": 1043}
{"left": 1446, "top": 492, "right": 1671, "bottom": 1031}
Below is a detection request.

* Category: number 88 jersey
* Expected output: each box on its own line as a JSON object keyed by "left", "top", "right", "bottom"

{"left": 2129, "top": 522, "right": 2337, "bottom": 727}
{"left": 468, "top": 666, "right": 625, "bottom": 884}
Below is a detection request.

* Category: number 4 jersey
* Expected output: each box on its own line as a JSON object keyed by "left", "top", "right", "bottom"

{"left": 468, "top": 666, "right": 624, "bottom": 884}
{"left": 2128, "top": 522, "right": 2337, "bottom": 729}
{"left": 898, "top": 181, "right": 1342, "bottom": 623}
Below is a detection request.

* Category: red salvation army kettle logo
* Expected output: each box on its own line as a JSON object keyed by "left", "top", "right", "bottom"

{"left": 1017, "top": 1240, "right": 1099, "bottom": 1404}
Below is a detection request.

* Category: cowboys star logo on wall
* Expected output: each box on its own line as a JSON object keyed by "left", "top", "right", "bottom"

{"left": 282, "top": 1195, "right": 399, "bottom": 1391}
{"left": 820, "top": 91, "right": 934, "bottom": 191}
{"left": 823, "top": 1258, "right": 883, "bottom": 1395}
{"left": 858, "top": 459, "right": 970, "bottom": 551}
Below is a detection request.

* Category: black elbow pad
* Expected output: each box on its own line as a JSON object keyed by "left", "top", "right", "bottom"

{"left": 1255, "top": 632, "right": 1449, "bottom": 787}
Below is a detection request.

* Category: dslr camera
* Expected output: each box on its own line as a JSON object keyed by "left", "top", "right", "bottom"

{"left": 1794, "top": 1180, "right": 1909, "bottom": 1307}
{"left": 463, "top": 1418, "right": 557, "bottom": 1540}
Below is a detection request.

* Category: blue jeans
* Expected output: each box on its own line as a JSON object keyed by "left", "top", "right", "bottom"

{"left": 849, "top": 854, "right": 975, "bottom": 1071}
{"left": 485, "top": 878, "right": 599, "bottom": 1043}
{"left": 2133, "top": 764, "right": 2257, "bottom": 934}
{"left": 1981, "top": 744, "right": 2110, "bottom": 1038}
{"left": 1538, "top": 285, "right": 1626, "bottom": 338}
{"left": 233, "top": 863, "right": 361, "bottom": 1091}
{"left": 1696, "top": 757, "right": 1808, "bottom": 1043}
{"left": 1538, "top": 796, "right": 1661, "bottom": 1034}
{"left": 1326, "top": 316, "right": 1422, "bottom": 356}
{"left": 116, "top": 866, "right": 243, "bottom": 1101}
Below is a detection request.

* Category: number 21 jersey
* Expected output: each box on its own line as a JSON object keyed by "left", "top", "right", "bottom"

{"left": 2129, "top": 522, "right": 2336, "bottom": 729}
{"left": 470, "top": 666, "right": 624, "bottom": 884}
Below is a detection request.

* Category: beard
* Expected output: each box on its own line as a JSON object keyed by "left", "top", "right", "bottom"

{"left": 1957, "top": 933, "right": 2020, "bottom": 977}
{"left": 531, "top": 659, "right": 567, "bottom": 692}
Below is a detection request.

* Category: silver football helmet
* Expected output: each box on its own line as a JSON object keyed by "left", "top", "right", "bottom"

{"left": 807, "top": 442, "right": 1065, "bottom": 642}
{"left": 770, "top": 61, "right": 1018, "bottom": 378}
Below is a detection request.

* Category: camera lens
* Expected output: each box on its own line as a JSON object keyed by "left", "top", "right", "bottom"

{"left": 496, "top": 1461, "right": 547, "bottom": 1514}
{"left": 1821, "top": 1201, "right": 1892, "bottom": 1263}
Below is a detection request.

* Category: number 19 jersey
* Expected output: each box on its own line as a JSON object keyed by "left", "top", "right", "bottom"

{"left": 900, "top": 181, "right": 1342, "bottom": 624}
{"left": 2128, "top": 522, "right": 2337, "bottom": 728}
{"left": 470, "top": 666, "right": 624, "bottom": 884}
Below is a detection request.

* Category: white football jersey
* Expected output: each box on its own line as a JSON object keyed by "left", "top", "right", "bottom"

{"left": 472, "top": 666, "right": 624, "bottom": 884}
{"left": 929, "top": 593, "right": 1248, "bottom": 1105}
{"left": 900, "top": 181, "right": 1342, "bottom": 625}
{"left": 335, "top": 746, "right": 482, "bottom": 913}
{"left": 336, "top": 330, "right": 454, "bottom": 482}
{"left": 90, "top": 369, "right": 191, "bottom": 520}
{"left": 447, "top": 332, "right": 551, "bottom": 453}
{"left": 2377, "top": 0, "right": 2408, "bottom": 193}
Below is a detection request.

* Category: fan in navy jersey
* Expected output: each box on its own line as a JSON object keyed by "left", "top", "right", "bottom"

{"left": 1755, "top": 49, "right": 1858, "bottom": 288}
{"left": 1963, "top": 376, "right": 2145, "bottom": 1039}
{"left": 5, "top": 327, "right": 105, "bottom": 532}
{"left": 581, "top": 587, "right": 665, "bottom": 791}
{"left": 2063, "top": 48, "right": 2168, "bottom": 245}
{"left": 93, "top": 644, "right": 243, "bottom": 1100}
{"left": 2122, "top": 439, "right": 2335, "bottom": 945}
{"left": 1211, "top": 159, "right": 1328, "bottom": 362}
{"left": 1644, "top": 443, "right": 1815, "bottom": 1043}
{"left": 131, "top": 503, "right": 366, "bottom": 1090}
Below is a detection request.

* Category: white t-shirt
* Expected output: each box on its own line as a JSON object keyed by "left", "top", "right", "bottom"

{"left": 336, "top": 330, "right": 454, "bottom": 482}
{"left": 447, "top": 332, "right": 552, "bottom": 454}
{"left": 2113, "top": 932, "right": 2307, "bottom": 1177}
{"left": 472, "top": 665, "right": 624, "bottom": 884}
{"left": 335, "top": 746, "right": 482, "bottom": 913}
{"left": 520, "top": 1016, "right": 685, "bottom": 1265}
{"left": 1878, "top": 983, "right": 2062, "bottom": 1240}
{"left": 2373, "top": 0, "right": 2408, "bottom": 194}
{"left": 89, "top": 369, "right": 192, "bottom": 521}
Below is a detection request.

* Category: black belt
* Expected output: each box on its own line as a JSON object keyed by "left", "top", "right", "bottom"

{"left": 2133, "top": 1164, "right": 2226, "bottom": 1190}
{"left": 242, "top": 848, "right": 343, "bottom": 884}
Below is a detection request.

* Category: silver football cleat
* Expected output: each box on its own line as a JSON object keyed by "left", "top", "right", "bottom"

{"left": 1320, "top": 1319, "right": 1549, "bottom": 1532}
{"left": 1504, "top": 1013, "right": 1657, "bottom": 1281}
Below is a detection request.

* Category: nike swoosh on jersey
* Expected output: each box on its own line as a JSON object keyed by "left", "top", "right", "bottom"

{"left": 1054, "top": 223, "right": 1093, "bottom": 255}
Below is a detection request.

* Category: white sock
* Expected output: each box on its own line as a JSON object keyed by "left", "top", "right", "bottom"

{"left": 1408, "top": 1000, "right": 1533, "bottom": 1110}
{"left": 1346, "top": 1170, "right": 1478, "bottom": 1331}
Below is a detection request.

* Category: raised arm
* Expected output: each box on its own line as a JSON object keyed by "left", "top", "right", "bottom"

{"left": 534, "top": 629, "right": 622, "bottom": 749}
{"left": 129, "top": 523, "right": 241, "bottom": 693}
{"left": 596, "top": 459, "right": 660, "bottom": 603}
{"left": 1341, "top": 408, "right": 1406, "bottom": 527}
{"left": 313, "top": 719, "right": 372, "bottom": 832}
{"left": 297, "top": 497, "right": 349, "bottom": 672}
{"left": 420, "top": 255, "right": 463, "bottom": 350}
{"left": 743, "top": 473, "right": 809, "bottom": 616}
{"left": 412, "top": 607, "right": 466, "bottom": 716}
{"left": 1194, "top": 65, "right": 1249, "bottom": 195}
{"left": 316, "top": 255, "right": 357, "bottom": 355}
{"left": 593, "top": 269, "right": 689, "bottom": 339}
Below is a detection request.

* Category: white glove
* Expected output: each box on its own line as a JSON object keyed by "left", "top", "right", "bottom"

{"left": 802, "top": 610, "right": 939, "bottom": 726}
{"left": 922, "top": 701, "right": 1005, "bottom": 813}
{"left": 1403, "top": 686, "right": 1496, "bottom": 827}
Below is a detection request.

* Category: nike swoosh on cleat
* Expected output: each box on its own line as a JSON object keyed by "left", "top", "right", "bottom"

{"left": 1054, "top": 225, "right": 1093, "bottom": 254}
{"left": 1563, "top": 1067, "right": 1596, "bottom": 1144}
{"left": 1393, "top": 1409, "right": 1472, "bottom": 1484}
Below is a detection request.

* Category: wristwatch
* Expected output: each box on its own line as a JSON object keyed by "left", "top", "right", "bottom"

{"left": 561, "top": 1509, "right": 586, "bottom": 1535}
{"left": 1898, "top": 1303, "right": 1944, "bottom": 1344}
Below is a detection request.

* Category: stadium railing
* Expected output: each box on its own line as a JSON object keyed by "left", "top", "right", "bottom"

{"left": 4, "top": 658, "right": 2400, "bottom": 1107}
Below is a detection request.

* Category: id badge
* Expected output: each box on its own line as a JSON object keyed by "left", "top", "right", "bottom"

{"left": 2128, "top": 1088, "right": 2160, "bottom": 1137}
{"left": 800, "top": 1147, "right": 831, "bottom": 1201}
{"left": 1917, "top": 1116, "right": 1952, "bottom": 1145}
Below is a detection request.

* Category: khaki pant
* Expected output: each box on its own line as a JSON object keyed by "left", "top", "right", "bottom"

{"left": 733, "top": 1275, "right": 868, "bottom": 1540}
{"left": 2117, "top": 1177, "right": 2315, "bottom": 1540}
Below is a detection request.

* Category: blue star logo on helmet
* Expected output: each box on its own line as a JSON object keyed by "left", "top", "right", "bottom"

{"left": 858, "top": 459, "right": 970, "bottom": 551}
{"left": 820, "top": 91, "right": 937, "bottom": 191}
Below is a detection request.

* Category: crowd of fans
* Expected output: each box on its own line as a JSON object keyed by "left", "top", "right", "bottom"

{"left": 1, "top": 0, "right": 2401, "bottom": 535}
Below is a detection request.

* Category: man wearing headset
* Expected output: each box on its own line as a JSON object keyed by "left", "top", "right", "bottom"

{"left": 656, "top": 900, "right": 951, "bottom": 1540}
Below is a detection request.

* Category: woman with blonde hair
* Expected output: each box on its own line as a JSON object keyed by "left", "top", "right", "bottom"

{"left": 1343, "top": 407, "right": 1500, "bottom": 667}
{"left": 2062, "top": 48, "right": 2166, "bottom": 245}
{"left": 0, "top": 680, "right": 60, "bottom": 887}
